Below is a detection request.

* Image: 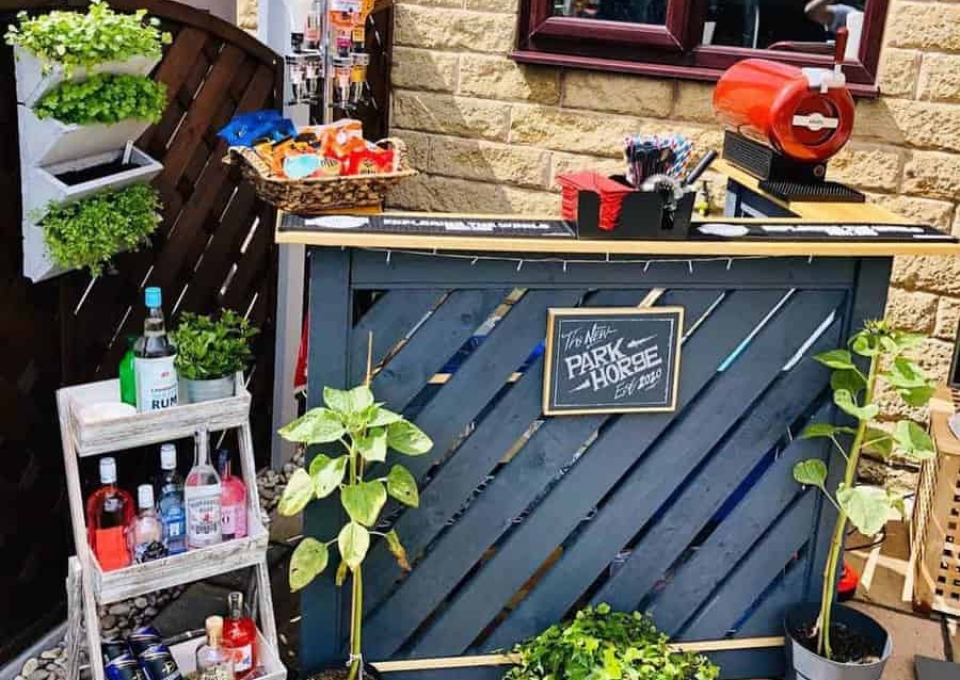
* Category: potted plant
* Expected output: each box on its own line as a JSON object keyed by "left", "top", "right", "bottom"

{"left": 788, "top": 320, "right": 936, "bottom": 680}
{"left": 276, "top": 382, "right": 433, "bottom": 680}
{"left": 505, "top": 604, "right": 719, "bottom": 680}
{"left": 171, "top": 310, "right": 257, "bottom": 404}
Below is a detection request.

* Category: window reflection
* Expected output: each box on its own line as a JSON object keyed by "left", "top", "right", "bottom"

{"left": 552, "top": 0, "right": 667, "bottom": 24}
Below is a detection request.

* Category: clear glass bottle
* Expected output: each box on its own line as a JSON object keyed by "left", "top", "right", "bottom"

{"left": 119, "top": 336, "right": 137, "bottom": 407}
{"left": 86, "top": 457, "right": 134, "bottom": 571}
{"left": 223, "top": 592, "right": 257, "bottom": 678}
{"left": 196, "top": 616, "right": 235, "bottom": 680}
{"left": 133, "top": 287, "right": 178, "bottom": 413}
{"left": 156, "top": 443, "right": 187, "bottom": 555}
{"left": 185, "top": 429, "right": 222, "bottom": 549}
{"left": 218, "top": 450, "right": 247, "bottom": 541}
{"left": 128, "top": 484, "right": 166, "bottom": 564}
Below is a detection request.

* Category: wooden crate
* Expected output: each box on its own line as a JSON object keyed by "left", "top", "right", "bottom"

{"left": 170, "top": 628, "right": 286, "bottom": 680}
{"left": 912, "top": 387, "right": 960, "bottom": 615}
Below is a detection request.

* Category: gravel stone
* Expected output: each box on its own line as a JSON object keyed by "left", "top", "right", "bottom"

{"left": 108, "top": 603, "right": 131, "bottom": 616}
{"left": 28, "top": 669, "right": 49, "bottom": 680}
{"left": 22, "top": 659, "right": 39, "bottom": 676}
{"left": 134, "top": 597, "right": 148, "bottom": 608}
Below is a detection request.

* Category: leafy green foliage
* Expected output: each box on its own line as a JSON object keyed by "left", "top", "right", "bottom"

{"left": 279, "top": 382, "right": 433, "bottom": 589}
{"left": 505, "top": 604, "right": 719, "bottom": 680}
{"left": 5, "top": 1, "right": 171, "bottom": 78}
{"left": 171, "top": 310, "right": 257, "bottom": 380}
{"left": 34, "top": 73, "right": 167, "bottom": 125}
{"left": 793, "top": 459, "right": 827, "bottom": 489}
{"left": 40, "top": 182, "right": 160, "bottom": 275}
{"left": 289, "top": 538, "right": 328, "bottom": 592}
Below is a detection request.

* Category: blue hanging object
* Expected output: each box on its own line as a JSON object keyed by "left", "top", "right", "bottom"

{"left": 217, "top": 110, "right": 296, "bottom": 147}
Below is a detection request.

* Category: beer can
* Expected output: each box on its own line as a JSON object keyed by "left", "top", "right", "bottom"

{"left": 105, "top": 653, "right": 148, "bottom": 680}
{"left": 138, "top": 643, "right": 183, "bottom": 680}
{"left": 101, "top": 639, "right": 131, "bottom": 663}
{"left": 127, "top": 626, "right": 163, "bottom": 656}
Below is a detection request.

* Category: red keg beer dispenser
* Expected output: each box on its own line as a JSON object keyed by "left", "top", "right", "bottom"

{"left": 713, "top": 29, "right": 862, "bottom": 202}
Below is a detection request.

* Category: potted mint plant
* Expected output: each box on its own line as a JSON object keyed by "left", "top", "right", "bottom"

{"left": 277, "top": 383, "right": 432, "bottom": 680}
{"left": 787, "top": 320, "right": 936, "bottom": 680}
{"left": 171, "top": 310, "right": 257, "bottom": 403}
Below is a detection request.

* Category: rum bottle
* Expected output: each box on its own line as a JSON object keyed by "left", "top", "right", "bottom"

{"left": 218, "top": 449, "right": 247, "bottom": 541}
{"left": 185, "top": 429, "right": 222, "bottom": 549}
{"left": 133, "top": 287, "right": 178, "bottom": 413}
{"left": 223, "top": 592, "right": 257, "bottom": 678}
{"left": 128, "top": 484, "right": 167, "bottom": 563}
{"left": 196, "top": 616, "right": 236, "bottom": 680}
{"left": 156, "top": 443, "right": 187, "bottom": 555}
{"left": 86, "top": 457, "right": 134, "bottom": 571}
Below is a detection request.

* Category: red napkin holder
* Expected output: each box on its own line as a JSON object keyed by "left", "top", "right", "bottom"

{"left": 556, "top": 172, "right": 633, "bottom": 231}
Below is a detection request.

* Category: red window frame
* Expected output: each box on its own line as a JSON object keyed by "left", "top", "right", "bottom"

{"left": 512, "top": 0, "right": 888, "bottom": 95}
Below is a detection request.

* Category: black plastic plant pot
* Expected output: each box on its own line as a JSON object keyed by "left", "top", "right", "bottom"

{"left": 784, "top": 603, "right": 892, "bottom": 680}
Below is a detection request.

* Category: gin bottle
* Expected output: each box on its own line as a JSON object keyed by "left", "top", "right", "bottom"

{"left": 196, "top": 616, "right": 236, "bottom": 680}
{"left": 156, "top": 443, "right": 187, "bottom": 555}
{"left": 128, "top": 484, "right": 166, "bottom": 564}
{"left": 185, "top": 429, "right": 222, "bottom": 549}
{"left": 133, "top": 287, "right": 178, "bottom": 412}
{"left": 218, "top": 449, "right": 247, "bottom": 541}
{"left": 223, "top": 592, "right": 257, "bottom": 678}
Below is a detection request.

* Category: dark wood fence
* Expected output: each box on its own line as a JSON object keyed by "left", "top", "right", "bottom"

{"left": 0, "top": 0, "right": 282, "bottom": 662}
{"left": 300, "top": 248, "right": 891, "bottom": 679}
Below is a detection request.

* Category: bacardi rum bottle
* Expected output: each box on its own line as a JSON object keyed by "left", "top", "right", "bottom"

{"left": 185, "top": 429, "right": 222, "bottom": 549}
{"left": 133, "top": 287, "right": 178, "bottom": 413}
{"left": 223, "top": 592, "right": 257, "bottom": 678}
{"left": 86, "top": 457, "right": 134, "bottom": 571}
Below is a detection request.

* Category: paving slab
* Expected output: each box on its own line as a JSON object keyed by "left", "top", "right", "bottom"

{"left": 848, "top": 601, "right": 946, "bottom": 680}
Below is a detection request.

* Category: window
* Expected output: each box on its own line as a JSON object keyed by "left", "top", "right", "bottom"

{"left": 513, "top": 0, "right": 887, "bottom": 94}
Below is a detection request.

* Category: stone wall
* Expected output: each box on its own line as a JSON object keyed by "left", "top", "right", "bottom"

{"left": 234, "top": 0, "right": 959, "bottom": 426}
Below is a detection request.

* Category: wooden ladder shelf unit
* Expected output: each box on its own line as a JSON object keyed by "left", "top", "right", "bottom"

{"left": 56, "top": 374, "right": 283, "bottom": 680}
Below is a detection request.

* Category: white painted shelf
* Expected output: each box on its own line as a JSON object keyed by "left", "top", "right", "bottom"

{"left": 170, "top": 628, "right": 287, "bottom": 680}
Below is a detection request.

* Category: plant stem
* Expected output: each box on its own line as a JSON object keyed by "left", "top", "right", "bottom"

{"left": 817, "top": 354, "right": 879, "bottom": 659}
{"left": 347, "top": 565, "right": 364, "bottom": 680}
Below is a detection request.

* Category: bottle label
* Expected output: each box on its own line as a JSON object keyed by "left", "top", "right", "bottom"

{"left": 160, "top": 499, "right": 187, "bottom": 553}
{"left": 185, "top": 485, "right": 221, "bottom": 547}
{"left": 233, "top": 643, "right": 254, "bottom": 674}
{"left": 134, "top": 356, "right": 179, "bottom": 412}
{"left": 95, "top": 527, "right": 130, "bottom": 571}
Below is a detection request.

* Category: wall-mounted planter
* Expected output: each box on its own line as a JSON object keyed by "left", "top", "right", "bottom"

{"left": 14, "top": 46, "right": 160, "bottom": 108}
{"left": 17, "top": 105, "right": 155, "bottom": 167}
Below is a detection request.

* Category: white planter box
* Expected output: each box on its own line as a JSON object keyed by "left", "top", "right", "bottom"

{"left": 170, "top": 628, "right": 287, "bottom": 680}
{"left": 22, "top": 145, "right": 162, "bottom": 220}
{"left": 17, "top": 104, "right": 154, "bottom": 167}
{"left": 22, "top": 219, "right": 67, "bottom": 283}
{"left": 14, "top": 46, "right": 160, "bottom": 108}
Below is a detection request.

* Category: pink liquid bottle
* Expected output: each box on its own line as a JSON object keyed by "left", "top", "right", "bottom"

{"left": 86, "top": 457, "right": 135, "bottom": 571}
{"left": 218, "top": 449, "right": 247, "bottom": 540}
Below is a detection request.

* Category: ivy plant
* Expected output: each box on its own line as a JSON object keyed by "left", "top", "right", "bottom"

{"left": 505, "top": 604, "right": 719, "bottom": 680}
{"left": 40, "top": 183, "right": 161, "bottom": 275}
{"left": 172, "top": 310, "right": 258, "bottom": 381}
{"left": 794, "top": 320, "right": 936, "bottom": 660}
{"left": 277, "top": 384, "right": 433, "bottom": 680}
{"left": 34, "top": 73, "right": 167, "bottom": 125}
{"left": 5, "top": 1, "right": 171, "bottom": 78}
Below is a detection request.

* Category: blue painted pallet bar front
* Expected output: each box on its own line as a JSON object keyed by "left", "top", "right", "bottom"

{"left": 277, "top": 181, "right": 960, "bottom": 680}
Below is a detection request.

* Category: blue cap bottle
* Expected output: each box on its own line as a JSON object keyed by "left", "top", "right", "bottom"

{"left": 145, "top": 287, "right": 162, "bottom": 309}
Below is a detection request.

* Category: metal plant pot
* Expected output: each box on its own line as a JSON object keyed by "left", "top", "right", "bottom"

{"left": 181, "top": 374, "right": 236, "bottom": 404}
{"left": 784, "top": 603, "right": 891, "bottom": 680}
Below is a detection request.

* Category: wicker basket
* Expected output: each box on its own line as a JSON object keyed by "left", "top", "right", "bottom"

{"left": 912, "top": 386, "right": 960, "bottom": 615}
{"left": 225, "top": 137, "right": 416, "bottom": 214}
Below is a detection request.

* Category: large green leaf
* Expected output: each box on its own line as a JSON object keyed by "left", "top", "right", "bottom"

{"left": 387, "top": 420, "right": 434, "bottom": 455}
{"left": 324, "top": 385, "right": 374, "bottom": 415}
{"left": 387, "top": 464, "right": 420, "bottom": 507}
{"left": 814, "top": 349, "right": 855, "bottom": 370}
{"left": 368, "top": 405, "right": 403, "bottom": 427}
{"left": 834, "top": 389, "right": 879, "bottom": 422}
{"left": 279, "top": 407, "right": 346, "bottom": 444}
{"left": 863, "top": 427, "right": 893, "bottom": 459}
{"left": 385, "top": 529, "right": 411, "bottom": 570}
{"left": 793, "top": 459, "right": 827, "bottom": 488}
{"left": 312, "top": 455, "right": 349, "bottom": 498}
{"left": 800, "top": 423, "right": 838, "bottom": 440}
{"left": 837, "top": 485, "right": 891, "bottom": 536}
{"left": 341, "top": 480, "right": 387, "bottom": 526}
{"left": 892, "top": 420, "right": 935, "bottom": 461}
{"left": 278, "top": 468, "right": 314, "bottom": 516}
{"left": 356, "top": 427, "right": 387, "bottom": 463}
{"left": 899, "top": 384, "right": 935, "bottom": 408}
{"left": 308, "top": 453, "right": 331, "bottom": 476}
{"left": 830, "top": 369, "right": 867, "bottom": 395}
{"left": 885, "top": 358, "right": 927, "bottom": 388}
{"left": 289, "top": 538, "right": 328, "bottom": 591}
{"left": 338, "top": 522, "right": 370, "bottom": 569}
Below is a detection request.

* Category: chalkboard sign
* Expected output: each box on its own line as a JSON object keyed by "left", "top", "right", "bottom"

{"left": 543, "top": 307, "right": 683, "bottom": 415}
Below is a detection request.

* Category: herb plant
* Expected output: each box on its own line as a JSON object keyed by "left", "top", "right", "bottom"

{"left": 34, "top": 73, "right": 167, "bottom": 125}
{"left": 40, "top": 183, "right": 161, "bottom": 275}
{"left": 505, "top": 604, "right": 719, "bottom": 680}
{"left": 277, "top": 383, "right": 433, "bottom": 680}
{"left": 172, "top": 311, "right": 258, "bottom": 381}
{"left": 794, "top": 320, "right": 936, "bottom": 660}
{"left": 5, "top": 1, "right": 171, "bottom": 78}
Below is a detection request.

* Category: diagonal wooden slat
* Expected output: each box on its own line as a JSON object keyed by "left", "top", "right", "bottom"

{"left": 369, "top": 289, "right": 510, "bottom": 409}
{"left": 348, "top": 289, "right": 448, "bottom": 385}
{"left": 592, "top": 309, "right": 843, "bottom": 611}
{"left": 734, "top": 552, "right": 810, "bottom": 638}
{"left": 647, "top": 403, "right": 834, "bottom": 635}
{"left": 477, "top": 289, "right": 842, "bottom": 655}
{"left": 679, "top": 490, "right": 819, "bottom": 640}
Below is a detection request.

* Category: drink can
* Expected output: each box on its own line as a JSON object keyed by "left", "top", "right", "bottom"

{"left": 105, "top": 654, "right": 149, "bottom": 680}
{"left": 138, "top": 643, "right": 183, "bottom": 680}
{"left": 102, "top": 639, "right": 131, "bottom": 663}
{"left": 127, "top": 626, "right": 163, "bottom": 655}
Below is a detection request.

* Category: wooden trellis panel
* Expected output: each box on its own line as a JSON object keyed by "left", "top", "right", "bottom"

{"left": 300, "top": 249, "right": 892, "bottom": 680}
